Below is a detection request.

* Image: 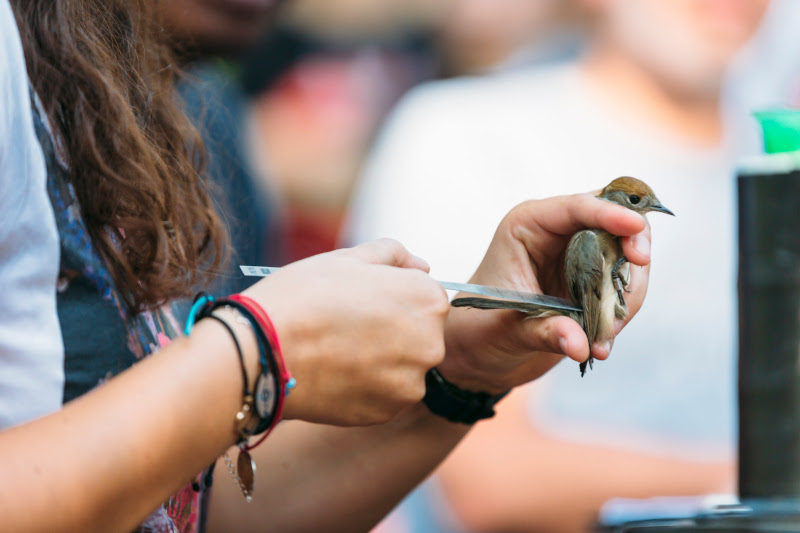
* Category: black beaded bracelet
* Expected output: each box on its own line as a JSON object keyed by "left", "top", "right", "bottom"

{"left": 422, "top": 368, "right": 510, "bottom": 424}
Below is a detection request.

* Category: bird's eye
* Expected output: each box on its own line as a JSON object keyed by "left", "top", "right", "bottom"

{"left": 629, "top": 195, "right": 641, "bottom": 204}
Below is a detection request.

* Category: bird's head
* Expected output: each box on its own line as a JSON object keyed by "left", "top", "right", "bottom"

{"left": 598, "top": 176, "right": 674, "bottom": 216}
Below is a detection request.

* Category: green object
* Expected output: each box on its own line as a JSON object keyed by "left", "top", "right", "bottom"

{"left": 754, "top": 109, "right": 800, "bottom": 154}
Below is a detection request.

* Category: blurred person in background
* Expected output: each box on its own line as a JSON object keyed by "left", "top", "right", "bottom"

{"left": 346, "top": 0, "right": 785, "bottom": 531}
{"left": 241, "top": 0, "right": 584, "bottom": 262}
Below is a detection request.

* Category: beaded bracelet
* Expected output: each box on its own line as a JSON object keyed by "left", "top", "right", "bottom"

{"left": 184, "top": 292, "right": 295, "bottom": 501}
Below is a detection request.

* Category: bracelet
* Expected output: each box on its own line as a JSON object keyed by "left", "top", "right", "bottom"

{"left": 202, "top": 313, "right": 252, "bottom": 413}
{"left": 186, "top": 294, "right": 262, "bottom": 437}
{"left": 422, "top": 368, "right": 510, "bottom": 424}
{"left": 184, "top": 292, "right": 295, "bottom": 502}
{"left": 184, "top": 294, "right": 258, "bottom": 501}
{"left": 210, "top": 299, "right": 280, "bottom": 438}
{"left": 229, "top": 295, "right": 296, "bottom": 399}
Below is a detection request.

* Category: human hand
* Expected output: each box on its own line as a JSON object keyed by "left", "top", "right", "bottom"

{"left": 242, "top": 239, "right": 449, "bottom": 426}
{"left": 438, "top": 193, "right": 651, "bottom": 394}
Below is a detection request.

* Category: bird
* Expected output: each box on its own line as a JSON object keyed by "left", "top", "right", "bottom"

{"left": 451, "top": 176, "right": 674, "bottom": 376}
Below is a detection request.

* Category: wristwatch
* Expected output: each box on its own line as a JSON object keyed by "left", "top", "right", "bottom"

{"left": 422, "top": 368, "right": 510, "bottom": 424}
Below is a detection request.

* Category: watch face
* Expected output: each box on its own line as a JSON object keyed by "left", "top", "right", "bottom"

{"left": 254, "top": 371, "right": 277, "bottom": 419}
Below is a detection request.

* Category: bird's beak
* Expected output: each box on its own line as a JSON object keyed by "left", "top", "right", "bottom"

{"left": 651, "top": 204, "right": 675, "bottom": 216}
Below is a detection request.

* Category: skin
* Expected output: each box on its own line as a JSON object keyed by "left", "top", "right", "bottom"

{"left": 582, "top": 0, "right": 769, "bottom": 145}
{"left": 436, "top": 202, "right": 729, "bottom": 533}
{"left": 437, "top": 193, "right": 648, "bottom": 396}
{"left": 433, "top": 1, "right": 767, "bottom": 531}
{"left": 206, "top": 195, "right": 649, "bottom": 533}
{"left": 155, "top": 3, "right": 697, "bottom": 531}
{"left": 439, "top": 387, "right": 735, "bottom": 533}
{"left": 0, "top": 193, "right": 648, "bottom": 532}
{"left": 450, "top": 179, "right": 670, "bottom": 376}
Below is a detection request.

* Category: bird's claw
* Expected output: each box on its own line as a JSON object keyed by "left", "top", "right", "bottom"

{"left": 611, "top": 256, "right": 630, "bottom": 305}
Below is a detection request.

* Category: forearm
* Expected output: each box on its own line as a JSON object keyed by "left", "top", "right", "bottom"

{"left": 207, "top": 402, "right": 471, "bottom": 533}
{"left": 437, "top": 390, "right": 735, "bottom": 533}
{"left": 0, "top": 317, "right": 252, "bottom": 533}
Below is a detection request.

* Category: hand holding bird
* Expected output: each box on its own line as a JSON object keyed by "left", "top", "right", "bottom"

{"left": 446, "top": 177, "right": 669, "bottom": 384}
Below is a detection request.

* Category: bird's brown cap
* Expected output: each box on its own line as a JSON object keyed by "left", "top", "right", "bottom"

{"left": 602, "top": 176, "right": 655, "bottom": 197}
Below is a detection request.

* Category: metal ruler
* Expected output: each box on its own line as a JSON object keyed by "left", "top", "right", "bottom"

{"left": 239, "top": 265, "right": 581, "bottom": 313}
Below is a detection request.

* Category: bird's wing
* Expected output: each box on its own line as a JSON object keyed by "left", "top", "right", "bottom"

{"left": 565, "top": 229, "right": 605, "bottom": 344}
{"left": 450, "top": 296, "right": 572, "bottom": 319}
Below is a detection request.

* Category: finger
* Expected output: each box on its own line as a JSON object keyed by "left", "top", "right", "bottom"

{"left": 591, "top": 339, "right": 613, "bottom": 361}
{"left": 565, "top": 194, "right": 647, "bottom": 236}
{"left": 620, "top": 220, "right": 652, "bottom": 266}
{"left": 348, "top": 238, "right": 431, "bottom": 272}
{"left": 519, "top": 315, "right": 591, "bottom": 363}
{"left": 512, "top": 194, "right": 646, "bottom": 238}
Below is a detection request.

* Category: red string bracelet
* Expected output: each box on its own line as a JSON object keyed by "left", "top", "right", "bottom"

{"left": 229, "top": 294, "right": 295, "bottom": 449}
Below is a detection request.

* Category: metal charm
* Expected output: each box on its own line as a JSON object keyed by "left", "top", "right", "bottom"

{"left": 254, "top": 372, "right": 276, "bottom": 420}
{"left": 237, "top": 447, "right": 256, "bottom": 500}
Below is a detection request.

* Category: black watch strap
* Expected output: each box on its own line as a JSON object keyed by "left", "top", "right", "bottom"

{"left": 422, "top": 368, "right": 510, "bottom": 424}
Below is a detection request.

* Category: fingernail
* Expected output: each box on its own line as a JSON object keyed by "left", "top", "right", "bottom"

{"left": 412, "top": 254, "right": 431, "bottom": 272}
{"left": 559, "top": 336, "right": 569, "bottom": 355}
{"left": 632, "top": 232, "right": 650, "bottom": 258}
{"left": 592, "top": 340, "right": 612, "bottom": 360}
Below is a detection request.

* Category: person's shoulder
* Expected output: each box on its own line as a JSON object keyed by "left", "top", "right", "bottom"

{"left": 392, "top": 63, "right": 580, "bottom": 125}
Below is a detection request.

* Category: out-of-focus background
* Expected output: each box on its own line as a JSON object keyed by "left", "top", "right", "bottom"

{"left": 164, "top": 0, "right": 800, "bottom": 531}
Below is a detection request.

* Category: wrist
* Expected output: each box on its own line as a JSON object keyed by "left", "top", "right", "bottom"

{"left": 434, "top": 359, "right": 511, "bottom": 397}
{"left": 211, "top": 307, "right": 262, "bottom": 387}
{"left": 188, "top": 316, "right": 262, "bottom": 442}
{"left": 186, "top": 293, "right": 294, "bottom": 502}
{"left": 187, "top": 294, "right": 295, "bottom": 437}
{"left": 240, "top": 285, "right": 302, "bottom": 421}
{"left": 441, "top": 310, "right": 516, "bottom": 396}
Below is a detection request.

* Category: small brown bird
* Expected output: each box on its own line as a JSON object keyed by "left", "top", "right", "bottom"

{"left": 452, "top": 177, "right": 674, "bottom": 376}
{"left": 568, "top": 177, "right": 674, "bottom": 375}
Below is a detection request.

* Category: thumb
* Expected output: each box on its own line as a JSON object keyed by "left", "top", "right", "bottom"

{"left": 620, "top": 220, "right": 652, "bottom": 266}
{"left": 348, "top": 238, "right": 431, "bottom": 272}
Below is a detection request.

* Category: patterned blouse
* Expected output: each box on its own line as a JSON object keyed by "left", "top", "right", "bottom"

{"left": 31, "top": 92, "right": 212, "bottom": 533}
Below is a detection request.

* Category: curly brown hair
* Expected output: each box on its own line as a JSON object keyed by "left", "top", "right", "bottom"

{"left": 11, "top": 0, "right": 228, "bottom": 312}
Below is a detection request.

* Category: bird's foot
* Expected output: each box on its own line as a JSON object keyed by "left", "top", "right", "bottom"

{"left": 611, "top": 256, "right": 630, "bottom": 305}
